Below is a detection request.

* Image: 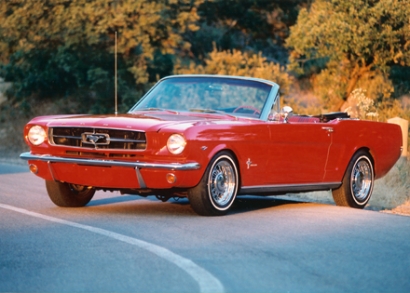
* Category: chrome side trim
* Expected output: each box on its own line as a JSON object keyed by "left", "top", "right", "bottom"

{"left": 20, "top": 152, "right": 201, "bottom": 171}
{"left": 239, "top": 182, "right": 341, "bottom": 194}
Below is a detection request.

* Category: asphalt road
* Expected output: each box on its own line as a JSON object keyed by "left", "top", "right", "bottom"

{"left": 1, "top": 163, "right": 410, "bottom": 293}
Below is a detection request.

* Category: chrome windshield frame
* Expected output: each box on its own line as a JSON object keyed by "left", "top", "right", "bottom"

{"left": 128, "top": 74, "right": 280, "bottom": 121}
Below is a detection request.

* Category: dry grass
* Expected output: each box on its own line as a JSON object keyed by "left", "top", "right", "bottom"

{"left": 370, "top": 158, "right": 410, "bottom": 210}
{"left": 0, "top": 98, "right": 77, "bottom": 162}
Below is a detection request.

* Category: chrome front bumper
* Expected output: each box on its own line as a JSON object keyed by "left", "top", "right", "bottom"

{"left": 20, "top": 152, "right": 201, "bottom": 189}
{"left": 20, "top": 152, "right": 201, "bottom": 170}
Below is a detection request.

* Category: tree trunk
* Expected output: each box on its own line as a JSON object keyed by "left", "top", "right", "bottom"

{"left": 340, "top": 63, "right": 372, "bottom": 111}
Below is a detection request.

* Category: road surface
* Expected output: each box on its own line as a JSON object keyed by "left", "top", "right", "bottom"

{"left": 1, "top": 163, "right": 409, "bottom": 292}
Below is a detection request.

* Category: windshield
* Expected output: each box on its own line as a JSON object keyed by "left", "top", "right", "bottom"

{"left": 129, "top": 76, "right": 273, "bottom": 118}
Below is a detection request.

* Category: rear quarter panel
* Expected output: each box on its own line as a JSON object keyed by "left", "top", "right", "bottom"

{"left": 324, "top": 120, "right": 402, "bottom": 182}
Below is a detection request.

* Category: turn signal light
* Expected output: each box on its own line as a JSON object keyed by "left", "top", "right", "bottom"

{"left": 29, "top": 164, "right": 38, "bottom": 174}
{"left": 166, "top": 173, "right": 177, "bottom": 184}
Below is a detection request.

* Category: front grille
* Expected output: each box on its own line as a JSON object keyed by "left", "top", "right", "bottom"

{"left": 50, "top": 127, "right": 146, "bottom": 150}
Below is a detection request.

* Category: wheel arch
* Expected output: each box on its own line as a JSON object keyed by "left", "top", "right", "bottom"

{"left": 365, "top": 147, "right": 376, "bottom": 171}
{"left": 332, "top": 147, "right": 375, "bottom": 208}
{"left": 346, "top": 147, "right": 374, "bottom": 175}
{"left": 203, "top": 145, "right": 242, "bottom": 186}
{"left": 187, "top": 148, "right": 241, "bottom": 216}
{"left": 359, "top": 147, "right": 374, "bottom": 164}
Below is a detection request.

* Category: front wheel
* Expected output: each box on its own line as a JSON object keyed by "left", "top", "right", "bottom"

{"left": 188, "top": 152, "right": 239, "bottom": 216}
{"left": 332, "top": 151, "right": 374, "bottom": 209}
{"left": 45, "top": 180, "right": 96, "bottom": 207}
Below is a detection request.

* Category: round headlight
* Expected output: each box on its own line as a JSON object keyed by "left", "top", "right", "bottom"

{"left": 167, "top": 134, "right": 186, "bottom": 155}
{"left": 28, "top": 125, "right": 47, "bottom": 146}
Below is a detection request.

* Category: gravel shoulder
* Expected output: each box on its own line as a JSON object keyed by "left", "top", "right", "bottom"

{"left": 381, "top": 201, "right": 410, "bottom": 217}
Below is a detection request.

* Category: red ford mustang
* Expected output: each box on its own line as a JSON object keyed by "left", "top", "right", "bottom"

{"left": 21, "top": 75, "right": 402, "bottom": 216}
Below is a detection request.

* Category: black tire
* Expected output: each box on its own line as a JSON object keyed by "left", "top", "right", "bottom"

{"left": 188, "top": 152, "right": 239, "bottom": 216}
{"left": 45, "top": 180, "right": 96, "bottom": 207}
{"left": 332, "top": 150, "right": 374, "bottom": 209}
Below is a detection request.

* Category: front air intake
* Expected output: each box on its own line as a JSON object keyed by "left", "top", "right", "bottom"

{"left": 49, "top": 127, "right": 146, "bottom": 150}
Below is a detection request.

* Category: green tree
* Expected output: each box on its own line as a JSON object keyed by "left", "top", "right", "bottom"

{"left": 188, "top": 0, "right": 308, "bottom": 65}
{"left": 0, "top": 0, "right": 202, "bottom": 112}
{"left": 286, "top": 0, "right": 410, "bottom": 111}
{"left": 174, "top": 47, "right": 292, "bottom": 96}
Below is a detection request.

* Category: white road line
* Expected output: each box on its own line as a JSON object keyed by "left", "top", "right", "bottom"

{"left": 0, "top": 203, "right": 224, "bottom": 293}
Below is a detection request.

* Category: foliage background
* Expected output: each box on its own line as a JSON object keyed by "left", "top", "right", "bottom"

{"left": 0, "top": 0, "right": 409, "bottom": 149}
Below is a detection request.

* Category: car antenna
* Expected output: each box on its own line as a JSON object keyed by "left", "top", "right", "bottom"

{"left": 114, "top": 31, "right": 118, "bottom": 115}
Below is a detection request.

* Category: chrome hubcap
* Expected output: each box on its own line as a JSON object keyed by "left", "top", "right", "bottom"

{"left": 209, "top": 160, "right": 236, "bottom": 207}
{"left": 351, "top": 159, "right": 372, "bottom": 202}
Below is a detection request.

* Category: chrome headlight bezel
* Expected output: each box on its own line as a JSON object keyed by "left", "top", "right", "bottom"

{"left": 27, "top": 125, "right": 47, "bottom": 146}
{"left": 167, "top": 134, "right": 187, "bottom": 155}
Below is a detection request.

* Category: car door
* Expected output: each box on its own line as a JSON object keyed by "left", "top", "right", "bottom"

{"left": 266, "top": 122, "right": 333, "bottom": 184}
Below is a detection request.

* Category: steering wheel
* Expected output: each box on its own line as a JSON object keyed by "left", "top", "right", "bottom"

{"left": 233, "top": 105, "right": 261, "bottom": 115}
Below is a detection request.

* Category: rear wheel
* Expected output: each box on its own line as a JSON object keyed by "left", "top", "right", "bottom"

{"left": 332, "top": 151, "right": 374, "bottom": 209}
{"left": 188, "top": 152, "right": 239, "bottom": 216}
{"left": 45, "top": 180, "right": 96, "bottom": 207}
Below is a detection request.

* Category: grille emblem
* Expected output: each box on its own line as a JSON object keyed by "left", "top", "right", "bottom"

{"left": 81, "top": 132, "right": 110, "bottom": 146}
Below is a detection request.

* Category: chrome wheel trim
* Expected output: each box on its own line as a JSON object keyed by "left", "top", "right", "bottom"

{"left": 208, "top": 156, "right": 238, "bottom": 210}
{"left": 350, "top": 156, "right": 373, "bottom": 204}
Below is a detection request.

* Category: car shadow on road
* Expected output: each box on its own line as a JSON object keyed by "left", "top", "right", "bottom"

{"left": 83, "top": 195, "right": 195, "bottom": 217}
{"left": 85, "top": 193, "right": 317, "bottom": 216}
{"left": 231, "top": 195, "right": 317, "bottom": 214}
{"left": 87, "top": 195, "right": 143, "bottom": 207}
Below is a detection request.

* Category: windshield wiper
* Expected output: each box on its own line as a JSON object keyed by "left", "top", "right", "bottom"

{"left": 189, "top": 108, "right": 223, "bottom": 113}
{"left": 138, "top": 107, "right": 179, "bottom": 114}
{"left": 141, "top": 107, "right": 165, "bottom": 111}
{"left": 189, "top": 108, "right": 237, "bottom": 119}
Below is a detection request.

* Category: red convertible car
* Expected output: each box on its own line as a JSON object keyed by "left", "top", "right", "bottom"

{"left": 21, "top": 75, "right": 402, "bottom": 216}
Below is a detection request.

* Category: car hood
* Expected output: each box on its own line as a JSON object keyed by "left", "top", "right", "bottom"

{"left": 30, "top": 111, "right": 244, "bottom": 132}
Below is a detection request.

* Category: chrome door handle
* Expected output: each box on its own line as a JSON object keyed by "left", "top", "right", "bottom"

{"left": 322, "top": 127, "right": 334, "bottom": 133}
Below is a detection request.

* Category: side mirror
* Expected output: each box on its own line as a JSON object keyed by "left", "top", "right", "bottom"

{"left": 282, "top": 106, "right": 293, "bottom": 123}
